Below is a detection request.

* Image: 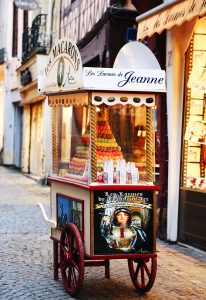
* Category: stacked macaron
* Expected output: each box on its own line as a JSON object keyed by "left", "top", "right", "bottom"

{"left": 65, "top": 111, "right": 123, "bottom": 183}
{"left": 96, "top": 112, "right": 123, "bottom": 182}
{"left": 66, "top": 127, "right": 90, "bottom": 180}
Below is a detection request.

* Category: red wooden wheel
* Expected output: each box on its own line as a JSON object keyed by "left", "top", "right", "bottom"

{"left": 60, "top": 223, "right": 84, "bottom": 297}
{"left": 128, "top": 257, "right": 157, "bottom": 293}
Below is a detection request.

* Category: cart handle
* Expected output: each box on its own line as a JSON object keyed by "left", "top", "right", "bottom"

{"left": 38, "top": 203, "right": 56, "bottom": 228}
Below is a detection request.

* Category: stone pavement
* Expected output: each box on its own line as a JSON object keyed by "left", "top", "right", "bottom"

{"left": 0, "top": 166, "right": 206, "bottom": 300}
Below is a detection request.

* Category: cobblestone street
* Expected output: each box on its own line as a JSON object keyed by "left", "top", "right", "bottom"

{"left": 0, "top": 166, "right": 206, "bottom": 300}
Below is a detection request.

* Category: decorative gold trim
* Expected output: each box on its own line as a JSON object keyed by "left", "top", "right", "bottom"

{"left": 48, "top": 92, "right": 89, "bottom": 107}
{"left": 92, "top": 92, "right": 156, "bottom": 107}
{"left": 52, "top": 107, "right": 59, "bottom": 174}
{"left": 146, "top": 106, "right": 153, "bottom": 182}
{"left": 90, "top": 104, "right": 97, "bottom": 182}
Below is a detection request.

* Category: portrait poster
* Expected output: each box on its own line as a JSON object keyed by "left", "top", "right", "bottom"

{"left": 57, "top": 194, "right": 83, "bottom": 234}
{"left": 93, "top": 190, "right": 154, "bottom": 255}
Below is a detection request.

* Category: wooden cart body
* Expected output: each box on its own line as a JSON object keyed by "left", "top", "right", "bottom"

{"left": 38, "top": 38, "right": 166, "bottom": 296}
{"left": 50, "top": 178, "right": 158, "bottom": 256}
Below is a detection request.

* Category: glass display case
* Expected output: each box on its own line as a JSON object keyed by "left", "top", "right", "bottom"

{"left": 50, "top": 92, "right": 156, "bottom": 185}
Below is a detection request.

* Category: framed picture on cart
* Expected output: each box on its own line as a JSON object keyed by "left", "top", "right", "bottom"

{"left": 56, "top": 193, "right": 84, "bottom": 235}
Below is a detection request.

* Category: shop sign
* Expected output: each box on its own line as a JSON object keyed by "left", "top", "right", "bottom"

{"left": 41, "top": 38, "right": 83, "bottom": 93}
{"left": 137, "top": 0, "right": 206, "bottom": 40}
{"left": 93, "top": 190, "right": 154, "bottom": 255}
{"left": 84, "top": 67, "right": 166, "bottom": 92}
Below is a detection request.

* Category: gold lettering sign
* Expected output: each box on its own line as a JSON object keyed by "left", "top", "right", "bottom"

{"left": 137, "top": 0, "right": 206, "bottom": 40}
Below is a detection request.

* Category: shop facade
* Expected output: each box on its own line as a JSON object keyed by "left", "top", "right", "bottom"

{"left": 136, "top": 0, "right": 206, "bottom": 251}
{"left": 16, "top": 54, "right": 52, "bottom": 181}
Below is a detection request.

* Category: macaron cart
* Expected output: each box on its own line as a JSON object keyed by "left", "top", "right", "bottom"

{"left": 39, "top": 39, "right": 166, "bottom": 296}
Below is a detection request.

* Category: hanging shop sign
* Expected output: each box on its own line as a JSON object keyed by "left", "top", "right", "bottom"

{"left": 41, "top": 38, "right": 83, "bottom": 93}
{"left": 83, "top": 67, "right": 166, "bottom": 92}
{"left": 41, "top": 39, "right": 166, "bottom": 94}
{"left": 137, "top": 0, "right": 206, "bottom": 40}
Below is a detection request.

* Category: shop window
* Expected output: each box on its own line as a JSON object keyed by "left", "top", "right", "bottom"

{"left": 181, "top": 17, "right": 206, "bottom": 191}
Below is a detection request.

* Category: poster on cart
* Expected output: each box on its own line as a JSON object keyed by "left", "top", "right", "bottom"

{"left": 57, "top": 193, "right": 83, "bottom": 235}
{"left": 93, "top": 190, "right": 154, "bottom": 255}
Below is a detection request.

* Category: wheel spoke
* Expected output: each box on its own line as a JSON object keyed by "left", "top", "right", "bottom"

{"left": 140, "top": 264, "right": 145, "bottom": 287}
{"left": 70, "top": 266, "right": 77, "bottom": 287}
{"left": 143, "top": 260, "right": 151, "bottom": 278}
{"left": 68, "top": 266, "right": 72, "bottom": 284}
{"left": 60, "top": 244, "right": 67, "bottom": 256}
{"left": 134, "top": 261, "right": 140, "bottom": 279}
{"left": 71, "top": 258, "right": 80, "bottom": 272}
{"left": 67, "top": 232, "right": 74, "bottom": 252}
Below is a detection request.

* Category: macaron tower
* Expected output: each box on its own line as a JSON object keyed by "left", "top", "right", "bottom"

{"left": 96, "top": 111, "right": 123, "bottom": 182}
{"left": 65, "top": 110, "right": 123, "bottom": 183}
{"left": 65, "top": 126, "right": 90, "bottom": 182}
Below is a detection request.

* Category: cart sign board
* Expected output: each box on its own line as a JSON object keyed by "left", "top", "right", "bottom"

{"left": 83, "top": 67, "right": 166, "bottom": 92}
{"left": 93, "top": 190, "right": 154, "bottom": 255}
{"left": 41, "top": 38, "right": 83, "bottom": 93}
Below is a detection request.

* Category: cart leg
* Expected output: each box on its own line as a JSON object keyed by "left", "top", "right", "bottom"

{"left": 105, "top": 259, "right": 110, "bottom": 279}
{"left": 53, "top": 240, "right": 59, "bottom": 281}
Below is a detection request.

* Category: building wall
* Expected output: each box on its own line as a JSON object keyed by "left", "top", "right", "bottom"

{"left": 0, "top": 65, "right": 4, "bottom": 153}
{"left": 2, "top": 0, "right": 51, "bottom": 175}
{"left": 2, "top": 0, "right": 23, "bottom": 165}
{"left": 0, "top": 0, "right": 8, "bottom": 155}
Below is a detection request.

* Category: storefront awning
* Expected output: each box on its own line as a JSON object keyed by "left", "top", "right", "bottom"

{"left": 136, "top": 0, "right": 206, "bottom": 40}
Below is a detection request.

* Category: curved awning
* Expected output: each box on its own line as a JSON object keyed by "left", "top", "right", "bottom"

{"left": 48, "top": 91, "right": 156, "bottom": 107}
{"left": 136, "top": 0, "right": 206, "bottom": 40}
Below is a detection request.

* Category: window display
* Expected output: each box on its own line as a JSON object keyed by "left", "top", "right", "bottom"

{"left": 182, "top": 19, "right": 206, "bottom": 191}
{"left": 53, "top": 98, "right": 156, "bottom": 185}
